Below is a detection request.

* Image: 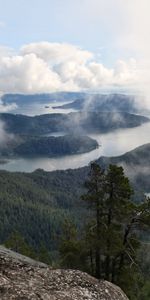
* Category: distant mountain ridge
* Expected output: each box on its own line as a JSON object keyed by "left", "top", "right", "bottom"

{"left": 97, "top": 143, "right": 150, "bottom": 195}
{"left": 53, "top": 93, "right": 142, "bottom": 113}
{"left": 0, "top": 111, "right": 149, "bottom": 135}
{"left": 2, "top": 92, "right": 87, "bottom": 105}
{"left": 2, "top": 93, "right": 147, "bottom": 114}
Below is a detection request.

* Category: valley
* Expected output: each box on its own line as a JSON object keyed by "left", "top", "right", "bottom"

{"left": 0, "top": 141, "right": 150, "bottom": 253}
{"left": 1, "top": 93, "right": 150, "bottom": 299}
{"left": 0, "top": 107, "right": 149, "bottom": 172}
{"left": 1, "top": 93, "right": 150, "bottom": 253}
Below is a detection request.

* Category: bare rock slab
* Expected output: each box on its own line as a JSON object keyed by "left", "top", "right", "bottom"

{"left": 0, "top": 246, "right": 129, "bottom": 300}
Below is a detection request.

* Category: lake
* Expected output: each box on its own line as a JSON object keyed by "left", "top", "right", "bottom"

{"left": 0, "top": 121, "right": 150, "bottom": 172}
{"left": 10, "top": 101, "right": 76, "bottom": 116}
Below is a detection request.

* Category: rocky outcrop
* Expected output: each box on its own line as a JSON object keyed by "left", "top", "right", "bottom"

{"left": 0, "top": 246, "right": 129, "bottom": 300}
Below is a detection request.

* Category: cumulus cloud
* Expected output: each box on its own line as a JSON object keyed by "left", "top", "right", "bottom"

{"left": 0, "top": 42, "right": 140, "bottom": 95}
{"left": 21, "top": 42, "right": 93, "bottom": 65}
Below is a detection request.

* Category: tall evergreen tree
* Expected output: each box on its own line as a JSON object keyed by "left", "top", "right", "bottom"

{"left": 104, "top": 164, "right": 133, "bottom": 282}
{"left": 59, "top": 218, "right": 87, "bottom": 270}
{"left": 59, "top": 162, "right": 150, "bottom": 299}
{"left": 4, "top": 230, "right": 36, "bottom": 258}
{"left": 81, "top": 163, "right": 150, "bottom": 298}
{"left": 82, "top": 162, "right": 105, "bottom": 278}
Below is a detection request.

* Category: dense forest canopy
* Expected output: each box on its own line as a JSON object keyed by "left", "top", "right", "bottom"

{"left": 1, "top": 163, "right": 150, "bottom": 299}
{"left": 0, "top": 135, "right": 98, "bottom": 158}
{"left": 0, "top": 111, "right": 149, "bottom": 135}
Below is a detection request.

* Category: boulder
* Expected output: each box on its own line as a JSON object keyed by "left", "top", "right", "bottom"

{"left": 0, "top": 246, "right": 129, "bottom": 300}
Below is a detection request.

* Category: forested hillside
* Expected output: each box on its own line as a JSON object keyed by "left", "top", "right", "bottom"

{"left": 0, "top": 162, "right": 149, "bottom": 299}
{"left": 98, "top": 143, "right": 150, "bottom": 194}
{"left": 0, "top": 135, "right": 98, "bottom": 158}
{"left": 0, "top": 111, "right": 149, "bottom": 135}
{"left": 1, "top": 142, "right": 150, "bottom": 251}
{"left": 0, "top": 167, "right": 88, "bottom": 251}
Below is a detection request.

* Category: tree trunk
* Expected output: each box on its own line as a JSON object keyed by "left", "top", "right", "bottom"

{"left": 105, "top": 191, "right": 113, "bottom": 280}
{"left": 95, "top": 202, "right": 101, "bottom": 278}
{"left": 111, "top": 258, "right": 116, "bottom": 283}
{"left": 118, "top": 219, "right": 134, "bottom": 273}
{"left": 105, "top": 255, "right": 110, "bottom": 280}
{"left": 95, "top": 249, "right": 101, "bottom": 278}
{"left": 90, "top": 249, "right": 94, "bottom": 275}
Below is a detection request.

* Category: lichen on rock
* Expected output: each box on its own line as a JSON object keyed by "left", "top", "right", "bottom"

{"left": 0, "top": 246, "right": 129, "bottom": 300}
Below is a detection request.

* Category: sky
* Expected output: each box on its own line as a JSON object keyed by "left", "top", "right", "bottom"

{"left": 0, "top": 0, "right": 150, "bottom": 97}
{"left": 0, "top": 0, "right": 135, "bottom": 64}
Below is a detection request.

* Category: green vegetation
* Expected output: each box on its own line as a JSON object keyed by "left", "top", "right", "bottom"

{"left": 1, "top": 110, "right": 147, "bottom": 162}
{"left": 5, "top": 231, "right": 36, "bottom": 258}
{"left": 0, "top": 134, "right": 98, "bottom": 158}
{"left": 13, "top": 135, "right": 98, "bottom": 156}
{"left": 0, "top": 167, "right": 87, "bottom": 253}
{"left": 0, "top": 111, "right": 149, "bottom": 136}
{"left": 60, "top": 163, "right": 150, "bottom": 299}
{"left": 98, "top": 142, "right": 150, "bottom": 196}
{"left": 0, "top": 95, "right": 150, "bottom": 298}
{"left": 0, "top": 156, "right": 150, "bottom": 298}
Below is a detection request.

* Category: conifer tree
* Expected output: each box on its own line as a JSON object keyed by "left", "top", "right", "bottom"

{"left": 104, "top": 164, "right": 133, "bottom": 281}
{"left": 5, "top": 230, "right": 35, "bottom": 258}
{"left": 59, "top": 162, "right": 150, "bottom": 299}
{"left": 82, "top": 162, "right": 106, "bottom": 278}
{"left": 59, "top": 218, "right": 87, "bottom": 270}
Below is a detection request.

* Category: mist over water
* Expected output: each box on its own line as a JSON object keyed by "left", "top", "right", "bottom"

{"left": 10, "top": 101, "right": 76, "bottom": 116}
{"left": 0, "top": 121, "right": 150, "bottom": 172}
{"left": 0, "top": 96, "right": 150, "bottom": 172}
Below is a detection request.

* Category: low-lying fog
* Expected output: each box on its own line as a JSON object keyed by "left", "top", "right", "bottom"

{"left": 10, "top": 101, "right": 76, "bottom": 116}
{"left": 0, "top": 120, "right": 150, "bottom": 172}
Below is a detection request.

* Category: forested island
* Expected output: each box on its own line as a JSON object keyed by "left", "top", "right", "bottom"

{"left": 0, "top": 134, "right": 98, "bottom": 158}
{"left": 0, "top": 111, "right": 149, "bottom": 135}
{"left": 0, "top": 110, "right": 148, "bottom": 161}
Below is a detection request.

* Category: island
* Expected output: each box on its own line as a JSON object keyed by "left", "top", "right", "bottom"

{"left": 0, "top": 135, "right": 99, "bottom": 158}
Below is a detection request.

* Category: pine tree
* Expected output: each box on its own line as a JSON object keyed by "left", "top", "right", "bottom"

{"left": 38, "top": 244, "right": 52, "bottom": 264}
{"left": 59, "top": 162, "right": 150, "bottom": 299}
{"left": 59, "top": 218, "right": 87, "bottom": 270}
{"left": 4, "top": 230, "right": 35, "bottom": 258}
{"left": 104, "top": 164, "right": 133, "bottom": 282}
{"left": 82, "top": 162, "right": 105, "bottom": 278}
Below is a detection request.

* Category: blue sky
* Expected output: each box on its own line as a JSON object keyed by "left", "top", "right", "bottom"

{"left": 0, "top": 0, "right": 149, "bottom": 96}
{"left": 0, "top": 0, "right": 135, "bottom": 66}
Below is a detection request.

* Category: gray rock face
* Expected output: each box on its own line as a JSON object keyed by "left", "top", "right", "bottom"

{"left": 0, "top": 246, "right": 129, "bottom": 300}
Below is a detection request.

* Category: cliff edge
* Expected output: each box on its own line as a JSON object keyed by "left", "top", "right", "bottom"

{"left": 0, "top": 246, "right": 129, "bottom": 300}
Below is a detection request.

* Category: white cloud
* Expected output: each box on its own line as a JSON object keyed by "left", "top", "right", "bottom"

{"left": 21, "top": 42, "right": 93, "bottom": 65}
{"left": 114, "top": 0, "right": 150, "bottom": 109}
{"left": 0, "top": 52, "right": 62, "bottom": 93}
{"left": 0, "top": 41, "right": 144, "bottom": 95}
